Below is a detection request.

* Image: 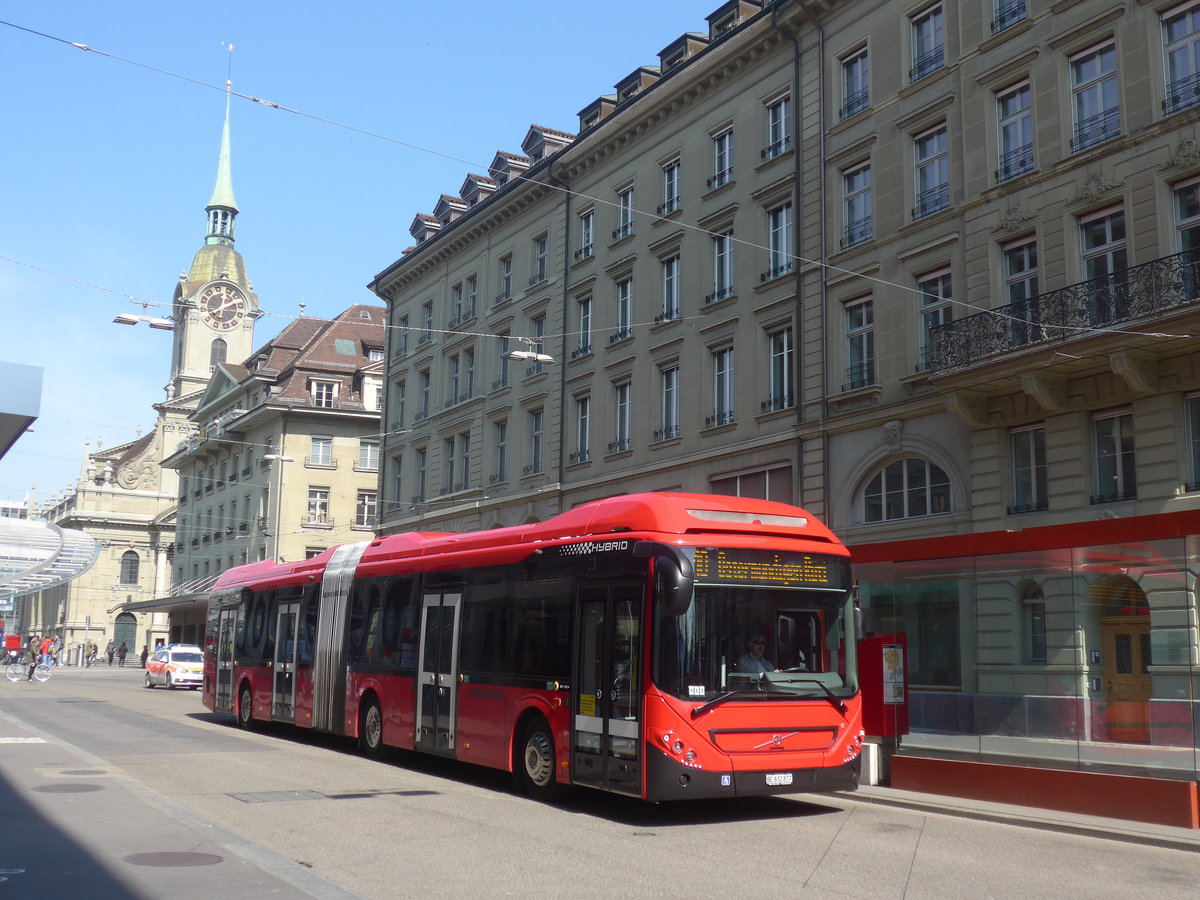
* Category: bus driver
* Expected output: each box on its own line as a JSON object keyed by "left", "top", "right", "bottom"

{"left": 738, "top": 635, "right": 778, "bottom": 674}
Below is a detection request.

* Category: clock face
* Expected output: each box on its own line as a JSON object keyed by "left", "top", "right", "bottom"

{"left": 199, "top": 283, "right": 247, "bottom": 331}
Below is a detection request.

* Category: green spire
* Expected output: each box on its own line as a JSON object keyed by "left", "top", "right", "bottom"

{"left": 205, "top": 84, "right": 238, "bottom": 245}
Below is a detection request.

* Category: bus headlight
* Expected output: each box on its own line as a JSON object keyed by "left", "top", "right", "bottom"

{"left": 672, "top": 740, "right": 684, "bottom": 754}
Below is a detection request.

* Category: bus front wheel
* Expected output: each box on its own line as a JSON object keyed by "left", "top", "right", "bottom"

{"left": 517, "top": 717, "right": 561, "bottom": 801}
{"left": 236, "top": 684, "right": 254, "bottom": 730}
{"left": 359, "top": 698, "right": 384, "bottom": 758}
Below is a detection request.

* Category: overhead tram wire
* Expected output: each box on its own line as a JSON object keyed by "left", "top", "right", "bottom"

{"left": 2, "top": 19, "right": 1193, "bottom": 346}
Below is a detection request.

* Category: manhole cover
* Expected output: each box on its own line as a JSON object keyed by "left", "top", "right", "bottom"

{"left": 32, "top": 783, "right": 102, "bottom": 793}
{"left": 124, "top": 852, "right": 223, "bottom": 868}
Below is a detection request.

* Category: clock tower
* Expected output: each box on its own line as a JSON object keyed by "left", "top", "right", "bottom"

{"left": 167, "top": 87, "right": 260, "bottom": 401}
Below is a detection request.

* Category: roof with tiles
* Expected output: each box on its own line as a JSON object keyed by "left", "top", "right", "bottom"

{"left": 261, "top": 305, "right": 387, "bottom": 408}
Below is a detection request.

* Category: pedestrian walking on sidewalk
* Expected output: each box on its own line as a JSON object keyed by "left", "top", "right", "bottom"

{"left": 139, "top": 646, "right": 149, "bottom": 668}
{"left": 117, "top": 643, "right": 128, "bottom": 667}
{"left": 38, "top": 635, "right": 52, "bottom": 667}
{"left": 87, "top": 640, "right": 98, "bottom": 667}
{"left": 105, "top": 639, "right": 115, "bottom": 666}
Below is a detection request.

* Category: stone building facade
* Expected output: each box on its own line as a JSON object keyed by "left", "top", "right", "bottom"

{"left": 369, "top": 0, "right": 1200, "bottom": 794}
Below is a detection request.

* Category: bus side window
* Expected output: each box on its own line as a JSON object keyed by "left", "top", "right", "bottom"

{"left": 300, "top": 588, "right": 319, "bottom": 666}
{"left": 459, "top": 573, "right": 509, "bottom": 676}
{"left": 361, "top": 583, "right": 382, "bottom": 664}
{"left": 347, "top": 582, "right": 367, "bottom": 664}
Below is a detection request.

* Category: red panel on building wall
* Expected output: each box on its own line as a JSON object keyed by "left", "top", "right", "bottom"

{"left": 892, "top": 756, "right": 1200, "bottom": 829}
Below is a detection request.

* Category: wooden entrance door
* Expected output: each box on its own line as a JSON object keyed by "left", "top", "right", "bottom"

{"left": 1100, "top": 615, "right": 1151, "bottom": 743}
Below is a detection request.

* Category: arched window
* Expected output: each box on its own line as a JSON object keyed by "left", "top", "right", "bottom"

{"left": 119, "top": 550, "right": 140, "bottom": 585}
{"left": 210, "top": 338, "right": 227, "bottom": 368}
{"left": 862, "top": 456, "right": 950, "bottom": 522}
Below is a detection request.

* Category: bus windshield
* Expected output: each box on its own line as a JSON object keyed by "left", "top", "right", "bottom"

{"left": 654, "top": 583, "right": 857, "bottom": 703}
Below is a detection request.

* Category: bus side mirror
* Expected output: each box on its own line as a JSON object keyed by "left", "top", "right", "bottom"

{"left": 656, "top": 557, "right": 693, "bottom": 615}
{"left": 634, "top": 541, "right": 694, "bottom": 616}
{"left": 854, "top": 606, "right": 865, "bottom": 642}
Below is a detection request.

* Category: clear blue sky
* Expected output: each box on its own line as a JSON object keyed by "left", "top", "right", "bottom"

{"left": 0, "top": 0, "right": 710, "bottom": 504}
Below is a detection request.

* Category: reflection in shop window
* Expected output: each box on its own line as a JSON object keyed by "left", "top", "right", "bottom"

{"left": 1020, "top": 581, "right": 1047, "bottom": 663}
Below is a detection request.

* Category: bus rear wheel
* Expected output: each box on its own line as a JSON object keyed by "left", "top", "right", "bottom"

{"left": 517, "top": 717, "right": 561, "bottom": 802}
{"left": 236, "top": 684, "right": 254, "bottom": 730}
{"left": 359, "top": 698, "right": 384, "bottom": 758}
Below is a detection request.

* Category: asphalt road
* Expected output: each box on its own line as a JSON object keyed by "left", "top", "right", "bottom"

{"left": 1, "top": 664, "right": 1198, "bottom": 899}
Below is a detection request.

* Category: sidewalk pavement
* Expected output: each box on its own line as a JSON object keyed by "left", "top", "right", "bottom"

{"left": 842, "top": 784, "right": 1200, "bottom": 853}
{"left": 23, "top": 667, "right": 1200, "bottom": 854}
{"left": 0, "top": 703, "right": 360, "bottom": 899}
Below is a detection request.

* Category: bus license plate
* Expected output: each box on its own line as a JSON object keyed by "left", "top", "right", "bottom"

{"left": 766, "top": 773, "right": 793, "bottom": 786}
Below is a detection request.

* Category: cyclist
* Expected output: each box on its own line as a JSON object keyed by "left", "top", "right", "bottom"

{"left": 25, "top": 635, "right": 40, "bottom": 681}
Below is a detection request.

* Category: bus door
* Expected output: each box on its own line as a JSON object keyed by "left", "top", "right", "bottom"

{"left": 415, "top": 591, "right": 462, "bottom": 755}
{"left": 272, "top": 601, "right": 301, "bottom": 723}
{"left": 572, "top": 583, "right": 643, "bottom": 795}
{"left": 214, "top": 606, "right": 237, "bottom": 713}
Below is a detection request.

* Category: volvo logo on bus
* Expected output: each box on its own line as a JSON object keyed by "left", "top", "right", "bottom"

{"left": 559, "top": 540, "right": 631, "bottom": 556}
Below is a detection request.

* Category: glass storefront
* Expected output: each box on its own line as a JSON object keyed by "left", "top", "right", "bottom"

{"left": 853, "top": 528, "right": 1200, "bottom": 780}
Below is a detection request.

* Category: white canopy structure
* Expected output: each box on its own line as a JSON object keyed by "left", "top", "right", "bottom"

{"left": 0, "top": 518, "right": 99, "bottom": 613}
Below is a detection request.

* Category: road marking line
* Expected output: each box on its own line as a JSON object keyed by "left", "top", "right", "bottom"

{"left": 0, "top": 737, "right": 47, "bottom": 744}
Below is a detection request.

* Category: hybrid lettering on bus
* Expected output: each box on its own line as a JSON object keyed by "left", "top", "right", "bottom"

{"left": 203, "top": 492, "right": 862, "bottom": 801}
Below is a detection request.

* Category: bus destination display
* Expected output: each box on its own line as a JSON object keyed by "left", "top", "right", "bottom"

{"left": 693, "top": 547, "right": 848, "bottom": 588}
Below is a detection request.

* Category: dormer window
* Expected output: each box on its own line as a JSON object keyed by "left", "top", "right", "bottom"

{"left": 713, "top": 13, "right": 739, "bottom": 36}
{"left": 310, "top": 381, "right": 338, "bottom": 409}
{"left": 659, "top": 33, "right": 709, "bottom": 72}
{"left": 707, "top": 0, "right": 760, "bottom": 39}
{"left": 577, "top": 96, "right": 617, "bottom": 132}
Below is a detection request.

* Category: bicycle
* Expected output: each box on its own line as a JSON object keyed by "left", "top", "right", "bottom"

{"left": 5, "top": 653, "right": 51, "bottom": 683}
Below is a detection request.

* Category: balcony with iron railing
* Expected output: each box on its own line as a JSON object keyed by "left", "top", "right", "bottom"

{"left": 912, "top": 183, "right": 950, "bottom": 220}
{"left": 653, "top": 424, "right": 680, "bottom": 442}
{"left": 839, "top": 89, "right": 869, "bottom": 120}
{"left": 842, "top": 361, "right": 876, "bottom": 393}
{"left": 761, "top": 137, "right": 791, "bottom": 160}
{"left": 761, "top": 260, "right": 794, "bottom": 283}
{"left": 1163, "top": 72, "right": 1200, "bottom": 116}
{"left": 841, "top": 216, "right": 872, "bottom": 250}
{"left": 991, "top": 0, "right": 1026, "bottom": 34}
{"left": 909, "top": 45, "right": 944, "bottom": 82}
{"left": 761, "top": 394, "right": 793, "bottom": 413}
{"left": 996, "top": 143, "right": 1033, "bottom": 183}
{"left": 706, "top": 285, "right": 736, "bottom": 305}
{"left": 928, "top": 250, "right": 1200, "bottom": 376}
{"left": 707, "top": 167, "right": 734, "bottom": 189}
{"left": 1071, "top": 107, "right": 1120, "bottom": 152}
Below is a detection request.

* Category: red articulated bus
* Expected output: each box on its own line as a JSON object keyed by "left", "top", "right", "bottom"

{"left": 203, "top": 492, "right": 862, "bottom": 801}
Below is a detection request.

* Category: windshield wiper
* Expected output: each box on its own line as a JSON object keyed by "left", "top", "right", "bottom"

{"left": 691, "top": 690, "right": 741, "bottom": 718}
{"left": 770, "top": 676, "right": 848, "bottom": 713}
{"left": 691, "top": 682, "right": 804, "bottom": 718}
